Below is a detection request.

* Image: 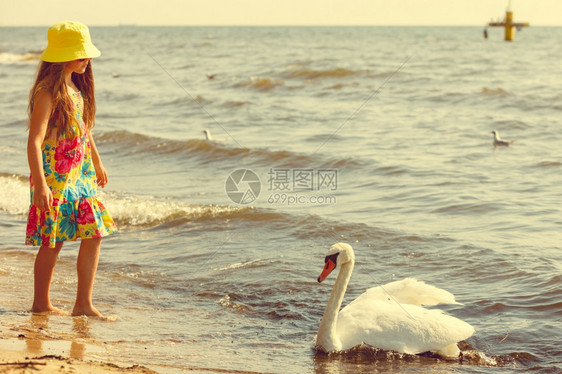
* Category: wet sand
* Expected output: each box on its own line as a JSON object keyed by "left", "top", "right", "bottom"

{"left": 0, "top": 327, "right": 156, "bottom": 374}
{"left": 0, "top": 343, "right": 157, "bottom": 374}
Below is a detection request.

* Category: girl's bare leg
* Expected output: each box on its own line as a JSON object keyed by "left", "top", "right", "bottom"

{"left": 72, "top": 238, "right": 103, "bottom": 317}
{"left": 32, "top": 242, "right": 66, "bottom": 314}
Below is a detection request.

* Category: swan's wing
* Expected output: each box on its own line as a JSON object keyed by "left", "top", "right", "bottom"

{"left": 337, "top": 299, "right": 474, "bottom": 355}
{"left": 348, "top": 278, "right": 460, "bottom": 307}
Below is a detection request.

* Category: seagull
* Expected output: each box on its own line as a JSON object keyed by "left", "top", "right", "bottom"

{"left": 202, "top": 129, "right": 229, "bottom": 142}
{"left": 203, "top": 129, "right": 213, "bottom": 141}
{"left": 491, "top": 130, "right": 515, "bottom": 147}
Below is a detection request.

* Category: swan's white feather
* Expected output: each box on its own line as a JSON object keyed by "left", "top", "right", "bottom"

{"left": 337, "top": 290, "right": 474, "bottom": 354}
{"left": 348, "top": 278, "right": 460, "bottom": 308}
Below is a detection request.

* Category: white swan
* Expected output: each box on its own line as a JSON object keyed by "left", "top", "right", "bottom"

{"left": 316, "top": 243, "right": 474, "bottom": 357}
{"left": 491, "top": 130, "right": 515, "bottom": 147}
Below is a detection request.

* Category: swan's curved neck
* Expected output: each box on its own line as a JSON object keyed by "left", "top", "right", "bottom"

{"left": 317, "top": 260, "right": 354, "bottom": 352}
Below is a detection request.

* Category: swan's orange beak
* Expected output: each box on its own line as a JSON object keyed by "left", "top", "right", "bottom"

{"left": 317, "top": 258, "right": 336, "bottom": 283}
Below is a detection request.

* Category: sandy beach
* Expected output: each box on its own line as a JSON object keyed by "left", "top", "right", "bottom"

{"left": 0, "top": 353, "right": 156, "bottom": 374}
{"left": 0, "top": 340, "right": 156, "bottom": 374}
{"left": 0, "top": 318, "right": 156, "bottom": 374}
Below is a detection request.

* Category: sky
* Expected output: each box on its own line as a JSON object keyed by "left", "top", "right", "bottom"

{"left": 2, "top": 0, "right": 561, "bottom": 26}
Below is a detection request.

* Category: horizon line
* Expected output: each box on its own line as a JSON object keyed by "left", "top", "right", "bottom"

{"left": 3, "top": 23, "right": 560, "bottom": 28}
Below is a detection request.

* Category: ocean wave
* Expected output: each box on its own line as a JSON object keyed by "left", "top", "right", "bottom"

{"left": 0, "top": 173, "right": 253, "bottom": 230}
{"left": 0, "top": 175, "right": 416, "bottom": 246}
{"left": 0, "top": 51, "right": 40, "bottom": 64}
{"left": 325, "top": 82, "right": 360, "bottom": 90}
{"left": 373, "top": 165, "right": 409, "bottom": 176}
{"left": 100, "top": 190, "right": 337, "bottom": 234}
{"left": 427, "top": 92, "right": 466, "bottom": 104}
{"left": 163, "top": 95, "right": 210, "bottom": 106}
{"left": 96, "top": 130, "right": 365, "bottom": 169}
{"left": 221, "top": 100, "right": 250, "bottom": 108}
{"left": 233, "top": 76, "right": 284, "bottom": 91}
{"left": 535, "top": 161, "right": 561, "bottom": 168}
{"left": 0, "top": 174, "right": 29, "bottom": 216}
{"left": 0, "top": 175, "right": 443, "bottom": 254}
{"left": 283, "top": 66, "right": 359, "bottom": 80}
{"left": 304, "top": 133, "right": 346, "bottom": 143}
{"left": 481, "top": 87, "right": 512, "bottom": 97}
{"left": 102, "top": 191, "right": 253, "bottom": 228}
{"left": 214, "top": 259, "right": 265, "bottom": 272}
{"left": 432, "top": 202, "right": 494, "bottom": 215}
{"left": 46, "top": 186, "right": 416, "bottom": 248}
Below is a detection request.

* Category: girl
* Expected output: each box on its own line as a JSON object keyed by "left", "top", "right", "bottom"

{"left": 26, "top": 21, "right": 117, "bottom": 317}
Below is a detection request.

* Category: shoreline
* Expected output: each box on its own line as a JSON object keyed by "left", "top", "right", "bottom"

{"left": 0, "top": 338, "right": 157, "bottom": 374}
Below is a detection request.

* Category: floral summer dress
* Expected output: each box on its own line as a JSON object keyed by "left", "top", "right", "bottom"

{"left": 25, "top": 90, "right": 117, "bottom": 248}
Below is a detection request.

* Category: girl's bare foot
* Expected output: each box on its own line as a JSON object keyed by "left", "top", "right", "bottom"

{"left": 72, "top": 304, "right": 103, "bottom": 317}
{"left": 72, "top": 304, "right": 117, "bottom": 321}
{"left": 31, "top": 305, "right": 70, "bottom": 315}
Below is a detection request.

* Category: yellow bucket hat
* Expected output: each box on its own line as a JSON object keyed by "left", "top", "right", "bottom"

{"left": 40, "top": 21, "right": 101, "bottom": 63}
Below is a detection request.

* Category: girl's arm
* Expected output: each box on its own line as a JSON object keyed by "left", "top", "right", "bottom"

{"left": 27, "top": 90, "right": 53, "bottom": 211}
{"left": 88, "top": 130, "right": 109, "bottom": 188}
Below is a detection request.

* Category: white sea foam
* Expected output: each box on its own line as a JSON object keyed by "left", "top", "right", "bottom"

{"left": 0, "top": 175, "right": 244, "bottom": 227}
{"left": 214, "top": 259, "right": 262, "bottom": 271}
{"left": 99, "top": 191, "right": 248, "bottom": 227}
{"left": 0, "top": 175, "right": 29, "bottom": 216}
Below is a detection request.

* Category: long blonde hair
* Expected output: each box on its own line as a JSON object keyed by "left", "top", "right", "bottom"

{"left": 28, "top": 60, "right": 96, "bottom": 139}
